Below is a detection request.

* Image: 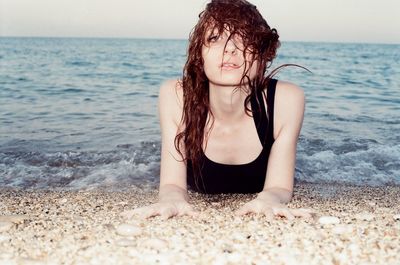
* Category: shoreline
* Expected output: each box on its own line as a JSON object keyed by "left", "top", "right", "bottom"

{"left": 1, "top": 182, "right": 399, "bottom": 264}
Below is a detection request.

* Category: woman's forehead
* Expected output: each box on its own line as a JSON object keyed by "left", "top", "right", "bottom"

{"left": 205, "top": 23, "right": 246, "bottom": 38}
{"left": 206, "top": 22, "right": 233, "bottom": 33}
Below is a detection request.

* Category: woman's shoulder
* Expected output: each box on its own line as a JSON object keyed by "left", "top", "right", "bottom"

{"left": 158, "top": 79, "right": 184, "bottom": 125}
{"left": 159, "top": 79, "right": 183, "bottom": 101}
{"left": 273, "top": 80, "right": 305, "bottom": 134}
{"left": 275, "top": 80, "right": 304, "bottom": 100}
{"left": 274, "top": 80, "right": 305, "bottom": 110}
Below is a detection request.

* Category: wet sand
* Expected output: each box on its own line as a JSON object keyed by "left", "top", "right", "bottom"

{"left": 0, "top": 182, "right": 399, "bottom": 264}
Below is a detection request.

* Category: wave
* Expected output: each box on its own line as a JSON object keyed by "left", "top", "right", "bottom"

{"left": 296, "top": 143, "right": 400, "bottom": 186}
{"left": 0, "top": 140, "right": 399, "bottom": 191}
{"left": 0, "top": 142, "right": 161, "bottom": 191}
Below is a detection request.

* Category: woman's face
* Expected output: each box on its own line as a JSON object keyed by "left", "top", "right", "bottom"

{"left": 202, "top": 27, "right": 258, "bottom": 87}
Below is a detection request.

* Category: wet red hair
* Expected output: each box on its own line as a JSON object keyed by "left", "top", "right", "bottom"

{"left": 175, "top": 0, "right": 282, "bottom": 189}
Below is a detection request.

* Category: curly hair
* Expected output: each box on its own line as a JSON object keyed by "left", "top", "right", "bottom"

{"left": 175, "top": 0, "right": 282, "bottom": 190}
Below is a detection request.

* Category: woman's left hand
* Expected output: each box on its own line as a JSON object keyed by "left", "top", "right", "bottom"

{"left": 235, "top": 197, "right": 316, "bottom": 221}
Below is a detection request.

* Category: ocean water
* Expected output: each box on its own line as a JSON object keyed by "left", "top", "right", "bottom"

{"left": 0, "top": 37, "right": 399, "bottom": 190}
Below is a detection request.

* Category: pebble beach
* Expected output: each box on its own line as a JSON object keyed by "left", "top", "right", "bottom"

{"left": 0, "top": 183, "right": 399, "bottom": 265}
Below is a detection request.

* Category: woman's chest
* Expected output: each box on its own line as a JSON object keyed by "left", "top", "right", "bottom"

{"left": 203, "top": 117, "right": 263, "bottom": 165}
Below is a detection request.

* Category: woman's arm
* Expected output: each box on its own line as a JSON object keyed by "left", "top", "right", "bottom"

{"left": 122, "top": 80, "right": 198, "bottom": 220}
{"left": 260, "top": 80, "right": 305, "bottom": 202}
{"left": 158, "top": 79, "right": 188, "bottom": 201}
{"left": 236, "top": 81, "right": 315, "bottom": 219}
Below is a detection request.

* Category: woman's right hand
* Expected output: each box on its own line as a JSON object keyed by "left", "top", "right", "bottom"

{"left": 121, "top": 199, "right": 199, "bottom": 220}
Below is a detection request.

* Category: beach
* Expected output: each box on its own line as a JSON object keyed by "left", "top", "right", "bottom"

{"left": 0, "top": 182, "right": 399, "bottom": 264}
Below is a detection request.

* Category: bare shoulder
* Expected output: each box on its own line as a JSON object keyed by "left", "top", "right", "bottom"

{"left": 159, "top": 79, "right": 183, "bottom": 100}
{"left": 274, "top": 80, "right": 305, "bottom": 137}
{"left": 275, "top": 80, "right": 305, "bottom": 113}
{"left": 158, "top": 79, "right": 184, "bottom": 125}
{"left": 275, "top": 80, "right": 305, "bottom": 102}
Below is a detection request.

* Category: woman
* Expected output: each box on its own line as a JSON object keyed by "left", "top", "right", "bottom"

{"left": 125, "top": 0, "right": 314, "bottom": 220}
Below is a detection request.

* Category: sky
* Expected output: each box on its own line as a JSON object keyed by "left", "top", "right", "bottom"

{"left": 1, "top": 0, "right": 399, "bottom": 44}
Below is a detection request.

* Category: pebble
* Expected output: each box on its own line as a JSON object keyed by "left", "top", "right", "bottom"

{"left": 0, "top": 215, "right": 28, "bottom": 224}
{"left": 331, "top": 225, "right": 353, "bottom": 235}
{"left": 115, "top": 223, "right": 142, "bottom": 237}
{"left": 59, "top": 198, "right": 68, "bottom": 204}
{"left": 0, "top": 251, "right": 14, "bottom": 260}
{"left": 384, "top": 229, "right": 397, "bottom": 237}
{"left": 103, "top": 223, "right": 115, "bottom": 231}
{"left": 355, "top": 212, "right": 375, "bottom": 221}
{"left": 120, "top": 210, "right": 136, "bottom": 219}
{"left": 116, "top": 238, "right": 136, "bottom": 247}
{"left": 73, "top": 215, "right": 85, "bottom": 222}
{"left": 393, "top": 214, "right": 400, "bottom": 221}
{"left": 0, "top": 234, "right": 11, "bottom": 242}
{"left": 348, "top": 242, "right": 360, "bottom": 252}
{"left": 141, "top": 238, "right": 168, "bottom": 250}
{"left": 318, "top": 216, "right": 340, "bottom": 225}
{"left": 0, "top": 221, "right": 13, "bottom": 232}
{"left": 314, "top": 231, "right": 327, "bottom": 240}
{"left": 0, "top": 259, "right": 16, "bottom": 265}
{"left": 17, "top": 258, "right": 47, "bottom": 265}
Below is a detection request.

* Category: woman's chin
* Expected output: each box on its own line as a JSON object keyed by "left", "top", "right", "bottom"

{"left": 209, "top": 77, "right": 249, "bottom": 87}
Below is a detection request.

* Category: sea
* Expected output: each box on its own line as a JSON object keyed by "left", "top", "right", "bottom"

{"left": 0, "top": 37, "right": 399, "bottom": 191}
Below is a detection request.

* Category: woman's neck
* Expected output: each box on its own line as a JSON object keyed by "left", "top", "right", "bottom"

{"left": 208, "top": 83, "right": 249, "bottom": 123}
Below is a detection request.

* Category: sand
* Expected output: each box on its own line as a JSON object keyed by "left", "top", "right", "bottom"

{"left": 0, "top": 182, "right": 399, "bottom": 265}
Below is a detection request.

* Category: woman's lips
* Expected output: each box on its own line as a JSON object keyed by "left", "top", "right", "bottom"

{"left": 221, "top": 62, "right": 240, "bottom": 70}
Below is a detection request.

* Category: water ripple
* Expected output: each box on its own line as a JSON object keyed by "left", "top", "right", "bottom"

{"left": 0, "top": 37, "right": 399, "bottom": 189}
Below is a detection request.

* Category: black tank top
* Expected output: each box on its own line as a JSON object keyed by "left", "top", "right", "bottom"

{"left": 187, "top": 79, "right": 277, "bottom": 194}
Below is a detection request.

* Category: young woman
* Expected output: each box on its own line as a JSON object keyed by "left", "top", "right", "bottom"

{"left": 125, "top": 0, "right": 314, "bottom": 220}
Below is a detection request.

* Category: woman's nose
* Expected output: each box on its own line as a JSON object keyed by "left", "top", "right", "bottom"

{"left": 224, "top": 39, "right": 237, "bottom": 54}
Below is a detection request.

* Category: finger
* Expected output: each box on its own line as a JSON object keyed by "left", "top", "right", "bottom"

{"left": 135, "top": 207, "right": 156, "bottom": 219}
{"left": 300, "top": 208, "right": 318, "bottom": 215}
{"left": 159, "top": 207, "right": 177, "bottom": 220}
{"left": 290, "top": 209, "right": 312, "bottom": 219}
{"left": 188, "top": 210, "right": 200, "bottom": 218}
{"left": 120, "top": 209, "right": 136, "bottom": 219}
{"left": 263, "top": 208, "right": 275, "bottom": 221}
{"left": 179, "top": 209, "right": 200, "bottom": 218}
{"left": 283, "top": 209, "right": 295, "bottom": 220}
{"left": 180, "top": 209, "right": 195, "bottom": 217}
{"left": 121, "top": 207, "right": 146, "bottom": 219}
{"left": 273, "top": 208, "right": 295, "bottom": 220}
{"left": 235, "top": 205, "right": 251, "bottom": 216}
{"left": 141, "top": 207, "right": 161, "bottom": 219}
{"left": 180, "top": 205, "right": 199, "bottom": 217}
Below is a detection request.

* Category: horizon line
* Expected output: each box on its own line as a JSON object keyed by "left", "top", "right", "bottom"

{"left": 1, "top": 35, "right": 399, "bottom": 46}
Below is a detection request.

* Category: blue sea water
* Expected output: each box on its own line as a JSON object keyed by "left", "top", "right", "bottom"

{"left": 0, "top": 37, "right": 399, "bottom": 190}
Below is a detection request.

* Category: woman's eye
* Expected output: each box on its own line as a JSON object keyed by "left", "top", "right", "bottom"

{"left": 208, "top": 36, "right": 218, "bottom": 42}
{"left": 208, "top": 35, "right": 219, "bottom": 42}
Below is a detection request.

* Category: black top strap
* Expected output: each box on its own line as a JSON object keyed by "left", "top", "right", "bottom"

{"left": 266, "top": 79, "right": 277, "bottom": 142}
{"left": 250, "top": 79, "right": 277, "bottom": 146}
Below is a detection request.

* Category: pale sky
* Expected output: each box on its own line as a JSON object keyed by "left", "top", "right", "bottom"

{"left": 1, "top": 0, "right": 399, "bottom": 44}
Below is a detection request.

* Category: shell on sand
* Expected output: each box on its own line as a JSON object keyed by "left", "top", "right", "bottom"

{"left": 17, "top": 258, "right": 47, "bottom": 265}
{"left": 0, "top": 215, "right": 28, "bottom": 224}
{"left": 0, "top": 234, "right": 11, "bottom": 243}
{"left": 331, "top": 225, "right": 354, "bottom": 235}
{"left": 354, "top": 212, "right": 375, "bottom": 221}
{"left": 0, "top": 221, "right": 13, "bottom": 232}
{"left": 58, "top": 198, "right": 68, "bottom": 204}
{"left": 318, "top": 216, "right": 340, "bottom": 225}
{"left": 116, "top": 223, "right": 142, "bottom": 237}
{"left": 116, "top": 238, "right": 136, "bottom": 247}
{"left": 141, "top": 238, "right": 168, "bottom": 250}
